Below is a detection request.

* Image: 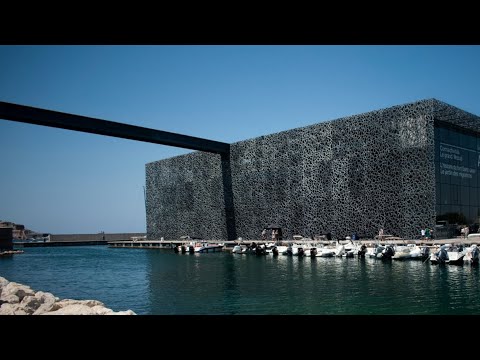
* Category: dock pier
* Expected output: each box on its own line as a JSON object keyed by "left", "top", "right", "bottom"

{"left": 107, "top": 237, "right": 480, "bottom": 251}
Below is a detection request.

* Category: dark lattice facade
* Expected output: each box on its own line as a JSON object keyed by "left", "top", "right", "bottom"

{"left": 146, "top": 99, "right": 480, "bottom": 240}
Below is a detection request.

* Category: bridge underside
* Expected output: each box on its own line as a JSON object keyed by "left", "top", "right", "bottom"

{"left": 0, "top": 101, "right": 236, "bottom": 239}
{"left": 0, "top": 101, "right": 229, "bottom": 154}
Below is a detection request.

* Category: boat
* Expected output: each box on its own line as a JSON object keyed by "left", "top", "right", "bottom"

{"left": 342, "top": 241, "right": 361, "bottom": 257}
{"left": 291, "top": 244, "right": 305, "bottom": 257}
{"left": 274, "top": 245, "right": 288, "bottom": 255}
{"left": 334, "top": 242, "right": 345, "bottom": 257}
{"left": 430, "top": 244, "right": 467, "bottom": 265}
{"left": 194, "top": 242, "right": 224, "bottom": 253}
{"left": 392, "top": 244, "right": 422, "bottom": 260}
{"left": 365, "top": 243, "right": 394, "bottom": 260}
{"left": 464, "top": 244, "right": 480, "bottom": 265}
{"left": 232, "top": 244, "right": 247, "bottom": 254}
{"left": 366, "top": 244, "right": 385, "bottom": 258}
{"left": 315, "top": 244, "right": 336, "bottom": 257}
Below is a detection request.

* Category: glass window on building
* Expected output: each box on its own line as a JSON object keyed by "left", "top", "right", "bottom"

{"left": 442, "top": 183, "right": 451, "bottom": 204}
{"left": 451, "top": 184, "right": 460, "bottom": 205}
{"left": 468, "top": 134, "right": 477, "bottom": 150}
{"left": 468, "top": 207, "right": 477, "bottom": 224}
{"left": 470, "top": 187, "right": 478, "bottom": 207}
{"left": 461, "top": 186, "right": 469, "bottom": 205}
{"left": 435, "top": 124, "right": 480, "bottom": 229}
{"left": 439, "top": 127, "right": 449, "bottom": 144}
{"left": 436, "top": 182, "right": 441, "bottom": 204}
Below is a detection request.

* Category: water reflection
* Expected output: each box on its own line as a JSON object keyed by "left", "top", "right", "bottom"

{"left": 146, "top": 252, "right": 478, "bottom": 314}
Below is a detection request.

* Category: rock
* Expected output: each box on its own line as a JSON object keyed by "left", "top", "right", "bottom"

{"left": 0, "top": 277, "right": 9, "bottom": 288}
{"left": 2, "top": 282, "right": 35, "bottom": 301}
{"left": 34, "top": 291, "right": 56, "bottom": 304}
{"left": 90, "top": 305, "right": 115, "bottom": 315}
{"left": 20, "top": 295, "right": 42, "bottom": 314}
{"left": 0, "top": 303, "right": 28, "bottom": 315}
{"left": 0, "top": 294, "right": 20, "bottom": 304}
{"left": 0, "top": 303, "right": 15, "bottom": 315}
{"left": 0, "top": 277, "right": 136, "bottom": 315}
{"left": 0, "top": 276, "right": 9, "bottom": 298}
{"left": 55, "top": 299, "right": 105, "bottom": 309}
{"left": 32, "top": 291, "right": 57, "bottom": 315}
{"left": 43, "top": 304, "right": 99, "bottom": 315}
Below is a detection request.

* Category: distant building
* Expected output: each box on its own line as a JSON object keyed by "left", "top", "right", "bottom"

{"left": 0, "top": 221, "right": 29, "bottom": 240}
{"left": 146, "top": 99, "right": 480, "bottom": 240}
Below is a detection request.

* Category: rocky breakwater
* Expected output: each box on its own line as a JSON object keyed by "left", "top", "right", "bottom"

{"left": 0, "top": 276, "right": 136, "bottom": 315}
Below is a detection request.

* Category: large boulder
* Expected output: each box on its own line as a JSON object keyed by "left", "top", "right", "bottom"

{"left": 0, "top": 276, "right": 10, "bottom": 299}
{"left": 1, "top": 282, "right": 35, "bottom": 301}
{"left": 0, "top": 303, "right": 29, "bottom": 315}
{"left": 33, "top": 291, "right": 57, "bottom": 315}
{"left": 0, "top": 277, "right": 9, "bottom": 288}
{"left": 0, "top": 294, "right": 19, "bottom": 304}
{"left": 20, "top": 295, "right": 42, "bottom": 315}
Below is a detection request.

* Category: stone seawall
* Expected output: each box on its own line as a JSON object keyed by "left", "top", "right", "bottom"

{"left": 0, "top": 276, "right": 136, "bottom": 315}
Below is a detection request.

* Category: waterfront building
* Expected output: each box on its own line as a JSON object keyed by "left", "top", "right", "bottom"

{"left": 146, "top": 99, "right": 480, "bottom": 240}
{"left": 0, "top": 221, "right": 27, "bottom": 240}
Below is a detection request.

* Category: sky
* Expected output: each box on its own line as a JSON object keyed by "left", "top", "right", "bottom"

{"left": 1, "top": 45, "right": 479, "bottom": 234}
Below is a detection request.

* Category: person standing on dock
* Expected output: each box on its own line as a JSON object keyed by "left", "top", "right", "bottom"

{"left": 262, "top": 228, "right": 267, "bottom": 240}
{"left": 425, "top": 228, "right": 431, "bottom": 240}
{"left": 272, "top": 229, "right": 278, "bottom": 242}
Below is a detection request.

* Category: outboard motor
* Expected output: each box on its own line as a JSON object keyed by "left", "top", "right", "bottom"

{"left": 286, "top": 246, "right": 293, "bottom": 256}
{"left": 188, "top": 245, "right": 195, "bottom": 254}
{"left": 310, "top": 248, "right": 317, "bottom": 257}
{"left": 272, "top": 246, "right": 279, "bottom": 256}
{"left": 421, "top": 246, "right": 430, "bottom": 259}
{"left": 255, "top": 245, "right": 264, "bottom": 256}
{"left": 173, "top": 245, "right": 179, "bottom": 253}
{"left": 181, "top": 245, "right": 186, "bottom": 254}
{"left": 437, "top": 246, "right": 449, "bottom": 264}
{"left": 358, "top": 244, "right": 367, "bottom": 258}
{"left": 297, "top": 247, "right": 304, "bottom": 257}
{"left": 471, "top": 246, "right": 480, "bottom": 266}
{"left": 382, "top": 245, "right": 394, "bottom": 260}
{"left": 375, "top": 245, "right": 385, "bottom": 258}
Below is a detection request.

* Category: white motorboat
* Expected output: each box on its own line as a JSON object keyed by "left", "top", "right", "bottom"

{"left": 430, "top": 244, "right": 467, "bottom": 265}
{"left": 194, "top": 242, "right": 224, "bottom": 253}
{"left": 366, "top": 244, "right": 384, "bottom": 258}
{"left": 392, "top": 244, "right": 422, "bottom": 260}
{"left": 232, "top": 244, "right": 247, "bottom": 254}
{"left": 335, "top": 242, "right": 345, "bottom": 257}
{"left": 342, "top": 241, "right": 360, "bottom": 257}
{"left": 316, "top": 245, "right": 336, "bottom": 257}
{"left": 464, "top": 244, "right": 480, "bottom": 265}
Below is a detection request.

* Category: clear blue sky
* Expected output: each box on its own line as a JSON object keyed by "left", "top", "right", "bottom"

{"left": 1, "top": 45, "right": 479, "bottom": 234}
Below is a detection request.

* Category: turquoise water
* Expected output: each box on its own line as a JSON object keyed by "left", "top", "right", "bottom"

{"left": 1, "top": 246, "right": 480, "bottom": 315}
